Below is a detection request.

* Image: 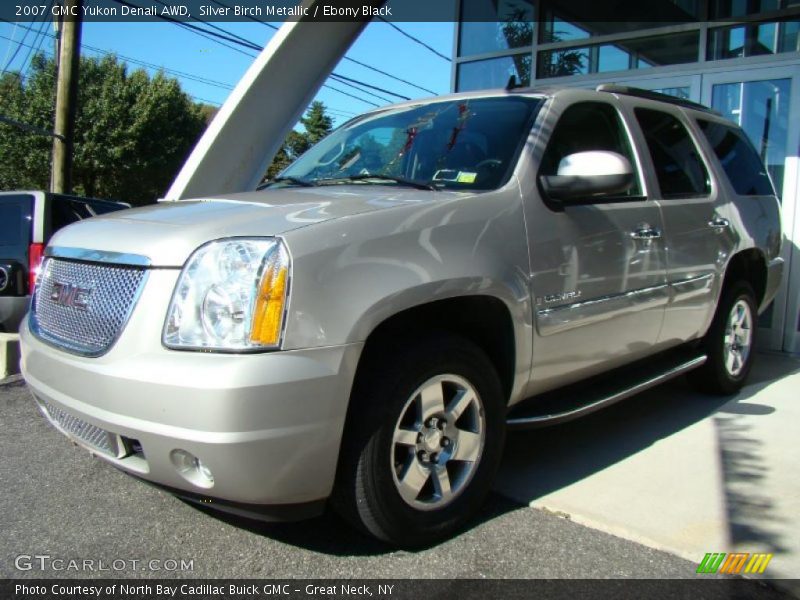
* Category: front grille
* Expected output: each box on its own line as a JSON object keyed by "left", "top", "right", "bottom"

{"left": 42, "top": 401, "right": 115, "bottom": 456}
{"left": 30, "top": 258, "right": 147, "bottom": 356}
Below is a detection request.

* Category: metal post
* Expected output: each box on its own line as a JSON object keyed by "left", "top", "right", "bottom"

{"left": 50, "top": 0, "right": 82, "bottom": 194}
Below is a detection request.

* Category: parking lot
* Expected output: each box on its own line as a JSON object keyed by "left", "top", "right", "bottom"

{"left": 0, "top": 354, "right": 797, "bottom": 590}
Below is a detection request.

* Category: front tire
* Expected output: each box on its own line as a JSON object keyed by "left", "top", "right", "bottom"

{"left": 689, "top": 281, "right": 758, "bottom": 395}
{"left": 333, "top": 333, "right": 506, "bottom": 547}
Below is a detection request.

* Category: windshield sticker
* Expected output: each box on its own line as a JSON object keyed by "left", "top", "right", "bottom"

{"left": 456, "top": 172, "right": 477, "bottom": 183}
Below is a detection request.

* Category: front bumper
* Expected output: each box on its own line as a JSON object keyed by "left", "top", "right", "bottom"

{"left": 20, "top": 318, "right": 362, "bottom": 512}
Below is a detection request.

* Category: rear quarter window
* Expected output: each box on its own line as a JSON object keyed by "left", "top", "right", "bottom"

{"left": 0, "top": 199, "right": 32, "bottom": 248}
{"left": 698, "top": 119, "right": 775, "bottom": 196}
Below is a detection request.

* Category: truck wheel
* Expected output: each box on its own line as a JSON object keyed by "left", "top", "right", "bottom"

{"left": 333, "top": 333, "right": 506, "bottom": 547}
{"left": 689, "top": 281, "right": 757, "bottom": 395}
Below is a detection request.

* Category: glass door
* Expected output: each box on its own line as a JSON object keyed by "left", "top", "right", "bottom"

{"left": 702, "top": 66, "right": 800, "bottom": 353}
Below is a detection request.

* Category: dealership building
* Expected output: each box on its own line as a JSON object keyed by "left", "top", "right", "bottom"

{"left": 451, "top": 1, "right": 800, "bottom": 353}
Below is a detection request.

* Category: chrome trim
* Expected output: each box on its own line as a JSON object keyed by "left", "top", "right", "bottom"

{"left": 536, "top": 283, "right": 670, "bottom": 336}
{"left": 507, "top": 354, "right": 707, "bottom": 429}
{"left": 29, "top": 259, "right": 149, "bottom": 358}
{"left": 45, "top": 246, "right": 152, "bottom": 267}
{"left": 38, "top": 398, "right": 125, "bottom": 458}
{"left": 669, "top": 273, "right": 715, "bottom": 302}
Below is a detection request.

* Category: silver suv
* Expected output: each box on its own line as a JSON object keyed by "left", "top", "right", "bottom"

{"left": 19, "top": 86, "right": 783, "bottom": 547}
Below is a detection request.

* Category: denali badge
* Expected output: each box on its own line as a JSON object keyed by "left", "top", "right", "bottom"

{"left": 50, "top": 282, "right": 93, "bottom": 311}
{"left": 536, "top": 290, "right": 582, "bottom": 306}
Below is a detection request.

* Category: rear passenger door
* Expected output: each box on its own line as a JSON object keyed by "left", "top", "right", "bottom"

{"left": 630, "top": 106, "right": 734, "bottom": 343}
{"left": 527, "top": 99, "right": 669, "bottom": 392}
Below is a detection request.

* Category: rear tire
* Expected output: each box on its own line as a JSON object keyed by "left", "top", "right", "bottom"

{"left": 688, "top": 281, "right": 758, "bottom": 395}
{"left": 332, "top": 332, "right": 506, "bottom": 548}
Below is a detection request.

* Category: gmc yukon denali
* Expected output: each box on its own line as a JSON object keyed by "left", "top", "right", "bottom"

{"left": 19, "top": 86, "right": 783, "bottom": 547}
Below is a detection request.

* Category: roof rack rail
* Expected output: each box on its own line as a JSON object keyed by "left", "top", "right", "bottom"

{"left": 596, "top": 84, "right": 720, "bottom": 115}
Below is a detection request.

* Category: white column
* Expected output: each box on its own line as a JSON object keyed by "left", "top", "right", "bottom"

{"left": 166, "top": 1, "right": 380, "bottom": 200}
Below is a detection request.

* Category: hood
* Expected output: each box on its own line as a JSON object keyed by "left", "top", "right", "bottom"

{"left": 47, "top": 186, "right": 459, "bottom": 267}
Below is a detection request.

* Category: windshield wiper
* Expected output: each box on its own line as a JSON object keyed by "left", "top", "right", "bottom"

{"left": 316, "top": 174, "right": 437, "bottom": 191}
{"left": 257, "top": 176, "right": 316, "bottom": 190}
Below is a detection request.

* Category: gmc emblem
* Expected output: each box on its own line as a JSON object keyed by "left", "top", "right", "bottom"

{"left": 50, "top": 282, "right": 93, "bottom": 311}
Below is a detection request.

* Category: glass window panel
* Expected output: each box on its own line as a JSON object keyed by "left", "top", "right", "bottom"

{"left": 620, "top": 31, "right": 700, "bottom": 69}
{"left": 540, "top": 15, "right": 590, "bottom": 43}
{"left": 708, "top": 21, "right": 800, "bottom": 60}
{"left": 540, "top": 102, "right": 641, "bottom": 196}
{"left": 710, "top": 79, "right": 790, "bottom": 197}
{"left": 0, "top": 205, "right": 23, "bottom": 246}
{"left": 540, "top": 2, "right": 701, "bottom": 43}
{"left": 635, "top": 108, "right": 710, "bottom": 198}
{"left": 710, "top": 0, "right": 800, "bottom": 18}
{"left": 537, "top": 32, "right": 698, "bottom": 78}
{"left": 652, "top": 86, "right": 691, "bottom": 99}
{"left": 457, "top": 55, "right": 532, "bottom": 91}
{"left": 698, "top": 120, "right": 775, "bottom": 195}
{"left": 598, "top": 45, "right": 630, "bottom": 72}
{"left": 537, "top": 46, "right": 590, "bottom": 78}
{"left": 458, "top": 0, "right": 534, "bottom": 56}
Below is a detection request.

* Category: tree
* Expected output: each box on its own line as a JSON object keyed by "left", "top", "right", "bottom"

{"left": 265, "top": 101, "right": 334, "bottom": 180}
{"left": 0, "top": 54, "right": 208, "bottom": 205}
{"left": 301, "top": 100, "right": 333, "bottom": 145}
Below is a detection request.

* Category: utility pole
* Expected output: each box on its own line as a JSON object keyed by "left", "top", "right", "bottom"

{"left": 50, "top": 0, "right": 82, "bottom": 194}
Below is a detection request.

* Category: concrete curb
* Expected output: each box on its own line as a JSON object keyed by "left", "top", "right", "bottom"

{"left": 0, "top": 332, "right": 20, "bottom": 379}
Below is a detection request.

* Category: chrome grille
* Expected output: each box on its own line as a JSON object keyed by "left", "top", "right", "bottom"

{"left": 42, "top": 401, "right": 115, "bottom": 456}
{"left": 31, "top": 257, "right": 147, "bottom": 356}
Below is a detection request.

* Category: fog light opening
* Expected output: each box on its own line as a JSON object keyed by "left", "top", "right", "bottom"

{"left": 170, "top": 449, "right": 214, "bottom": 489}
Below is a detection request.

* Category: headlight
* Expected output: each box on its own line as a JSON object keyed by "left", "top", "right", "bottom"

{"left": 163, "top": 238, "right": 290, "bottom": 351}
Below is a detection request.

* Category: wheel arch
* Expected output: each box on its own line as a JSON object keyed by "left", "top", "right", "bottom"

{"left": 353, "top": 295, "right": 519, "bottom": 406}
{"left": 722, "top": 248, "right": 768, "bottom": 311}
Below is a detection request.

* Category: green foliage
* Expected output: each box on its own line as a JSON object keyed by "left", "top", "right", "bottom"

{"left": 0, "top": 54, "right": 208, "bottom": 205}
{"left": 265, "top": 101, "right": 334, "bottom": 180}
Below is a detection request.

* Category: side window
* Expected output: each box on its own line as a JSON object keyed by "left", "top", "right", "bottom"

{"left": 635, "top": 108, "right": 710, "bottom": 198}
{"left": 51, "top": 200, "right": 92, "bottom": 231}
{"left": 540, "top": 102, "right": 641, "bottom": 196}
{"left": 697, "top": 119, "right": 775, "bottom": 196}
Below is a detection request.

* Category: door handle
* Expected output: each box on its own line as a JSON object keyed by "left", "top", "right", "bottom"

{"left": 708, "top": 217, "right": 730, "bottom": 230}
{"left": 630, "top": 227, "right": 662, "bottom": 240}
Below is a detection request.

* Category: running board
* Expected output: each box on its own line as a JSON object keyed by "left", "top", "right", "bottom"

{"left": 506, "top": 350, "right": 707, "bottom": 430}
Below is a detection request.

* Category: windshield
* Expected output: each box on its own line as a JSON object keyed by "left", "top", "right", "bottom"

{"left": 277, "top": 96, "right": 541, "bottom": 191}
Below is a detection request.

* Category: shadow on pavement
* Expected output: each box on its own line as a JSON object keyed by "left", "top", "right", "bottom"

{"left": 712, "top": 354, "right": 799, "bottom": 554}
{"left": 500, "top": 352, "right": 798, "bottom": 557}
{"left": 185, "top": 492, "right": 524, "bottom": 556}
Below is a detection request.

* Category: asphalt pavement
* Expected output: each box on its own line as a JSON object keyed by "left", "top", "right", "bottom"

{"left": 0, "top": 374, "right": 789, "bottom": 592}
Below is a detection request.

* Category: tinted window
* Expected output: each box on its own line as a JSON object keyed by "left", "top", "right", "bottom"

{"left": 0, "top": 204, "right": 24, "bottom": 246}
{"left": 635, "top": 108, "right": 710, "bottom": 198}
{"left": 540, "top": 101, "right": 641, "bottom": 195}
{"left": 698, "top": 120, "right": 774, "bottom": 196}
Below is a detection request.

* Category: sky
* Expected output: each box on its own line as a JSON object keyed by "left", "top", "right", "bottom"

{"left": 0, "top": 19, "right": 455, "bottom": 125}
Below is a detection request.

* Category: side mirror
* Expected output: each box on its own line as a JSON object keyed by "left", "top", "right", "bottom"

{"left": 540, "top": 151, "right": 635, "bottom": 203}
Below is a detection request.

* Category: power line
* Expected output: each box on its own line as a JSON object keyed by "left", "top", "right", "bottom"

{"left": 329, "top": 73, "right": 393, "bottom": 104}
{"left": 18, "top": 4, "right": 53, "bottom": 77}
{"left": 208, "top": 0, "right": 437, "bottom": 96}
{"left": 378, "top": 18, "right": 451, "bottom": 62}
{"left": 109, "top": 0, "right": 411, "bottom": 101}
{"left": 1, "top": 11, "right": 37, "bottom": 74}
{"left": 1, "top": 21, "right": 19, "bottom": 72}
{"left": 0, "top": 27, "right": 366, "bottom": 117}
{"left": 324, "top": 83, "right": 379, "bottom": 107}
